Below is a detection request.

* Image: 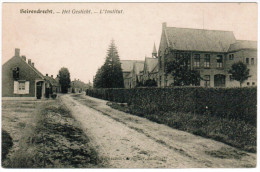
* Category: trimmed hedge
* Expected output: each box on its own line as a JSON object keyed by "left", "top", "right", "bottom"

{"left": 86, "top": 87, "right": 257, "bottom": 125}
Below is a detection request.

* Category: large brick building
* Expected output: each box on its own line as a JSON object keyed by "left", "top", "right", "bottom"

{"left": 158, "top": 22, "right": 257, "bottom": 87}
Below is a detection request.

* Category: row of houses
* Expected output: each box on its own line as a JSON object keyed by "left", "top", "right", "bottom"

{"left": 121, "top": 22, "right": 257, "bottom": 88}
{"left": 2, "top": 49, "right": 90, "bottom": 100}
{"left": 69, "top": 79, "right": 92, "bottom": 93}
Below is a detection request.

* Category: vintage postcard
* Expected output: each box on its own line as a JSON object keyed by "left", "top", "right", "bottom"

{"left": 1, "top": 2, "right": 258, "bottom": 169}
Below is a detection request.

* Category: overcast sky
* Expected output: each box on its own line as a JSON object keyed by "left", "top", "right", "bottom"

{"left": 2, "top": 3, "right": 257, "bottom": 83}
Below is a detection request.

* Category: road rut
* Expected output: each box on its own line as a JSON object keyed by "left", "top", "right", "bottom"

{"left": 61, "top": 94, "right": 256, "bottom": 168}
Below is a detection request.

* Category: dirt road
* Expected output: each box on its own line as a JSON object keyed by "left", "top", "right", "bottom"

{"left": 61, "top": 94, "right": 256, "bottom": 168}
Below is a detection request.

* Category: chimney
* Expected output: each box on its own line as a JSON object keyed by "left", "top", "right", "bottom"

{"left": 46, "top": 74, "right": 48, "bottom": 76}
{"left": 28, "top": 59, "right": 31, "bottom": 65}
{"left": 32, "top": 62, "right": 34, "bottom": 67}
{"left": 51, "top": 75, "right": 53, "bottom": 78}
{"left": 21, "top": 55, "right": 26, "bottom": 61}
{"left": 15, "top": 48, "right": 20, "bottom": 57}
{"left": 162, "top": 22, "right": 167, "bottom": 29}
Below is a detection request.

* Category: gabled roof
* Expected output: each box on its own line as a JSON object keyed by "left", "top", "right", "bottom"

{"left": 164, "top": 27, "right": 236, "bottom": 52}
{"left": 125, "top": 72, "right": 132, "bottom": 79}
{"left": 120, "top": 60, "right": 143, "bottom": 72}
{"left": 134, "top": 61, "right": 144, "bottom": 75}
{"left": 150, "top": 63, "right": 158, "bottom": 74}
{"left": 3, "top": 55, "right": 45, "bottom": 79}
{"left": 30, "top": 62, "right": 45, "bottom": 79}
{"left": 55, "top": 76, "right": 60, "bottom": 83}
{"left": 228, "top": 40, "right": 257, "bottom": 52}
{"left": 45, "top": 76, "right": 59, "bottom": 86}
{"left": 144, "top": 57, "right": 158, "bottom": 73}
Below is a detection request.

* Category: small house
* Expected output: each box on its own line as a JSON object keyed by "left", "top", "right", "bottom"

{"left": 2, "top": 49, "right": 46, "bottom": 100}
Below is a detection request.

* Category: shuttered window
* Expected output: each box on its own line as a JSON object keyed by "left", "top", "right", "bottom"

{"left": 14, "top": 81, "right": 29, "bottom": 94}
{"left": 14, "top": 81, "right": 18, "bottom": 94}
{"left": 25, "top": 81, "right": 30, "bottom": 94}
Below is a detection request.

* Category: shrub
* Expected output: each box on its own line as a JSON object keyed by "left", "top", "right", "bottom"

{"left": 2, "top": 130, "right": 13, "bottom": 161}
{"left": 86, "top": 87, "right": 256, "bottom": 126}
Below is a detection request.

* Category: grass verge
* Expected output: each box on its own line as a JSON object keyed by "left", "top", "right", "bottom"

{"left": 107, "top": 102, "right": 256, "bottom": 153}
{"left": 3, "top": 98, "right": 105, "bottom": 168}
{"left": 2, "top": 130, "right": 13, "bottom": 161}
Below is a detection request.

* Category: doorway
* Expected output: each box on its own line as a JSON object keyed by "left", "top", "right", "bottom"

{"left": 36, "top": 81, "right": 43, "bottom": 99}
{"left": 214, "top": 74, "right": 226, "bottom": 87}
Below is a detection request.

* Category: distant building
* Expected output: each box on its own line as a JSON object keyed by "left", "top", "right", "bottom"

{"left": 142, "top": 45, "right": 158, "bottom": 85}
{"left": 44, "top": 74, "right": 60, "bottom": 97}
{"left": 158, "top": 22, "right": 257, "bottom": 87}
{"left": 130, "top": 61, "right": 145, "bottom": 88}
{"left": 120, "top": 60, "right": 143, "bottom": 88}
{"left": 2, "top": 49, "right": 46, "bottom": 99}
{"left": 70, "top": 79, "right": 89, "bottom": 93}
{"left": 120, "top": 44, "right": 159, "bottom": 88}
{"left": 226, "top": 40, "right": 257, "bottom": 87}
{"left": 54, "top": 75, "right": 62, "bottom": 93}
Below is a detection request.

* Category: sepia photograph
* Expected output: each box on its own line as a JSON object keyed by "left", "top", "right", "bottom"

{"left": 1, "top": 1, "right": 258, "bottom": 169}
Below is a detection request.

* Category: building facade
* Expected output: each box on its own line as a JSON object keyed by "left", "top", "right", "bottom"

{"left": 120, "top": 60, "right": 143, "bottom": 88}
{"left": 2, "top": 49, "right": 46, "bottom": 100}
{"left": 142, "top": 57, "right": 158, "bottom": 85}
{"left": 158, "top": 23, "right": 257, "bottom": 87}
{"left": 130, "top": 61, "right": 145, "bottom": 88}
{"left": 44, "top": 74, "right": 60, "bottom": 97}
{"left": 70, "top": 79, "right": 89, "bottom": 93}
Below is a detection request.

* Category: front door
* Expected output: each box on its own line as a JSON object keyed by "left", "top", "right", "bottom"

{"left": 214, "top": 74, "right": 226, "bottom": 87}
{"left": 36, "top": 82, "right": 42, "bottom": 99}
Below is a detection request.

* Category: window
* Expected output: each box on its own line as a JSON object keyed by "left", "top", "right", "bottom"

{"left": 216, "top": 55, "right": 223, "bottom": 68}
{"left": 19, "top": 82, "right": 25, "bottom": 90}
{"left": 185, "top": 53, "right": 191, "bottom": 67}
{"left": 246, "top": 58, "right": 249, "bottom": 64}
{"left": 12, "top": 67, "right": 20, "bottom": 80}
{"left": 204, "top": 75, "right": 210, "bottom": 87}
{"left": 14, "top": 81, "right": 29, "bottom": 94}
{"left": 251, "top": 58, "right": 254, "bottom": 65}
{"left": 247, "top": 82, "right": 250, "bottom": 86}
{"left": 229, "top": 54, "right": 234, "bottom": 60}
{"left": 252, "top": 82, "right": 255, "bottom": 86}
{"left": 194, "top": 54, "right": 200, "bottom": 67}
{"left": 204, "top": 54, "right": 210, "bottom": 68}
